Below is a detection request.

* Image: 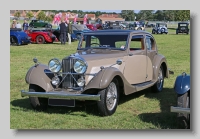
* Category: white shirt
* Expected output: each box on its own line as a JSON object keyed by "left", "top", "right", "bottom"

{"left": 16, "top": 23, "right": 22, "bottom": 28}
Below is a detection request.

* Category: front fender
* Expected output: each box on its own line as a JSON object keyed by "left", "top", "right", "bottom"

{"left": 84, "top": 67, "right": 136, "bottom": 95}
{"left": 25, "top": 64, "right": 54, "bottom": 92}
{"left": 174, "top": 72, "right": 190, "bottom": 95}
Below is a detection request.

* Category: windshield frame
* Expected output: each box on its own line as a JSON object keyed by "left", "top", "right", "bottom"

{"left": 77, "top": 32, "right": 130, "bottom": 51}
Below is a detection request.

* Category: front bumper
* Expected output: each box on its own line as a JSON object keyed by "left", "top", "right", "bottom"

{"left": 21, "top": 90, "right": 101, "bottom": 101}
{"left": 170, "top": 106, "right": 190, "bottom": 114}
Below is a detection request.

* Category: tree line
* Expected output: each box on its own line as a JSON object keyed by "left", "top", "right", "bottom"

{"left": 14, "top": 10, "right": 190, "bottom": 22}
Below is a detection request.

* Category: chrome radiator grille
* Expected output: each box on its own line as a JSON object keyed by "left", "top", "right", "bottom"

{"left": 62, "top": 57, "right": 80, "bottom": 89}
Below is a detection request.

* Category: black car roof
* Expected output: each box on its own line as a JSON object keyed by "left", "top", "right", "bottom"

{"left": 84, "top": 29, "right": 150, "bottom": 34}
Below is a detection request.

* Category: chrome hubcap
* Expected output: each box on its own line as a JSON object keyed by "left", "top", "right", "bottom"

{"left": 157, "top": 68, "right": 163, "bottom": 90}
{"left": 106, "top": 82, "right": 117, "bottom": 111}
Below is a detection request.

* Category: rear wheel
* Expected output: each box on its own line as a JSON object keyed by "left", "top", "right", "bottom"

{"left": 10, "top": 36, "right": 20, "bottom": 46}
{"left": 29, "top": 84, "right": 48, "bottom": 111}
{"left": 177, "top": 92, "right": 190, "bottom": 129}
{"left": 36, "top": 35, "right": 45, "bottom": 44}
{"left": 151, "top": 66, "right": 164, "bottom": 92}
{"left": 97, "top": 79, "right": 119, "bottom": 116}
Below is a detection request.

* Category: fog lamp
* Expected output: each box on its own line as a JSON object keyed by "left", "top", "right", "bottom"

{"left": 52, "top": 76, "right": 60, "bottom": 86}
{"left": 77, "top": 78, "right": 85, "bottom": 87}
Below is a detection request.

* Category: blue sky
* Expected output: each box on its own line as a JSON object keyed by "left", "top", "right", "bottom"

{"left": 82, "top": 10, "right": 140, "bottom": 13}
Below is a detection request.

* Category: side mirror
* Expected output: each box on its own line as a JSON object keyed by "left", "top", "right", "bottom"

{"left": 116, "top": 59, "right": 122, "bottom": 65}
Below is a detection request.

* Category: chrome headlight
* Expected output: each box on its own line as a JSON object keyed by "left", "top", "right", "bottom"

{"left": 74, "top": 59, "right": 87, "bottom": 74}
{"left": 48, "top": 58, "right": 62, "bottom": 73}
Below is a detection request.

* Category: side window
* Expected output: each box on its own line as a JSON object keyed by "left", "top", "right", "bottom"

{"left": 146, "top": 35, "right": 155, "bottom": 50}
{"left": 129, "top": 35, "right": 144, "bottom": 50}
{"left": 115, "top": 41, "right": 126, "bottom": 49}
{"left": 145, "top": 38, "right": 152, "bottom": 50}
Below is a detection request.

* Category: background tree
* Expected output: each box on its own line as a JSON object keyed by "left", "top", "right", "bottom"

{"left": 137, "top": 10, "right": 154, "bottom": 21}
{"left": 174, "top": 10, "right": 190, "bottom": 21}
{"left": 45, "top": 16, "right": 52, "bottom": 22}
{"left": 26, "top": 11, "right": 34, "bottom": 20}
{"left": 14, "top": 11, "right": 21, "bottom": 19}
{"left": 37, "top": 11, "right": 46, "bottom": 20}
{"left": 121, "top": 10, "right": 134, "bottom": 21}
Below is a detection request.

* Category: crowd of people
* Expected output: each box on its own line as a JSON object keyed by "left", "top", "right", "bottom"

{"left": 10, "top": 19, "right": 29, "bottom": 30}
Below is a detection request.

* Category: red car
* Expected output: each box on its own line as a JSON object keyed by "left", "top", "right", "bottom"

{"left": 24, "top": 28, "right": 56, "bottom": 44}
{"left": 86, "top": 24, "right": 97, "bottom": 31}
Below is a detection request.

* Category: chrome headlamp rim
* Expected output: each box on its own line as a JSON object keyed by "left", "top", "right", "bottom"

{"left": 48, "top": 58, "right": 62, "bottom": 73}
{"left": 73, "top": 57, "right": 88, "bottom": 74}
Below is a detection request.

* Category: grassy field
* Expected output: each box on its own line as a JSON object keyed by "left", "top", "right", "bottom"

{"left": 10, "top": 28, "right": 190, "bottom": 129}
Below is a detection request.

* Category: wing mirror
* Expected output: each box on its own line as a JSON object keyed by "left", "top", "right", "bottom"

{"left": 116, "top": 59, "right": 122, "bottom": 65}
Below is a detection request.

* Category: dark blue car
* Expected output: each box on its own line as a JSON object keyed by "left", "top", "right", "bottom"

{"left": 10, "top": 28, "right": 31, "bottom": 46}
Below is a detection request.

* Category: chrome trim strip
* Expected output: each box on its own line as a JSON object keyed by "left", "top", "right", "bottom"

{"left": 21, "top": 90, "right": 101, "bottom": 101}
{"left": 170, "top": 106, "right": 190, "bottom": 114}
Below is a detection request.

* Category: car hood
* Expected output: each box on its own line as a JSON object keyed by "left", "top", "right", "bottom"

{"left": 76, "top": 51, "right": 125, "bottom": 61}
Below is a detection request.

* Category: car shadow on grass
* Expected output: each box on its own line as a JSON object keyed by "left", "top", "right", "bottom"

{"left": 135, "top": 88, "right": 180, "bottom": 129}
{"left": 10, "top": 98, "right": 101, "bottom": 116}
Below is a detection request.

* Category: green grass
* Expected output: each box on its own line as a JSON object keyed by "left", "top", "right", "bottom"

{"left": 10, "top": 29, "right": 190, "bottom": 129}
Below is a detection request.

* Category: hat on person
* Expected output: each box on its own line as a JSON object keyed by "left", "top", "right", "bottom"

{"left": 13, "top": 19, "right": 16, "bottom": 21}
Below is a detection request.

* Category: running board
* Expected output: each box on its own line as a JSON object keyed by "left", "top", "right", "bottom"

{"left": 132, "top": 81, "right": 156, "bottom": 92}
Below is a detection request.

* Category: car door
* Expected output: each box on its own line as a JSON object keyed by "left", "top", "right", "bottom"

{"left": 123, "top": 34, "right": 147, "bottom": 84}
{"left": 145, "top": 35, "right": 156, "bottom": 82}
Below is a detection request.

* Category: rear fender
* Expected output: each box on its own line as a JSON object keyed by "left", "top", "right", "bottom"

{"left": 25, "top": 64, "right": 54, "bottom": 92}
{"left": 174, "top": 72, "right": 190, "bottom": 95}
{"left": 152, "top": 54, "right": 169, "bottom": 81}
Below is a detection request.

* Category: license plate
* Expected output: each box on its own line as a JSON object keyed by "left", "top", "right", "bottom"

{"left": 48, "top": 98, "right": 75, "bottom": 107}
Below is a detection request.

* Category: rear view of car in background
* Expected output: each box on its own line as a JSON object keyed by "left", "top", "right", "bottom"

{"left": 176, "top": 22, "right": 189, "bottom": 34}
{"left": 10, "top": 28, "right": 31, "bottom": 46}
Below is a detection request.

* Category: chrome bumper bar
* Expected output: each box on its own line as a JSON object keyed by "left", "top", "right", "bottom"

{"left": 21, "top": 90, "right": 101, "bottom": 101}
{"left": 170, "top": 106, "right": 190, "bottom": 114}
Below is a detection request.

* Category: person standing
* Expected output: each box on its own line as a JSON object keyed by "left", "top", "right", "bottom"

{"left": 22, "top": 20, "right": 29, "bottom": 30}
{"left": 16, "top": 22, "right": 22, "bottom": 29}
{"left": 66, "top": 20, "right": 72, "bottom": 44}
{"left": 59, "top": 19, "right": 67, "bottom": 45}
{"left": 11, "top": 19, "right": 16, "bottom": 28}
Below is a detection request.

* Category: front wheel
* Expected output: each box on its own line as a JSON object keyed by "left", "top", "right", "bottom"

{"left": 29, "top": 84, "right": 48, "bottom": 111}
{"left": 97, "top": 79, "right": 119, "bottom": 116}
{"left": 177, "top": 92, "right": 190, "bottom": 129}
{"left": 151, "top": 66, "right": 164, "bottom": 92}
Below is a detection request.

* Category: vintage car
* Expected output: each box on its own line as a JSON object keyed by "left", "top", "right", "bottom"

{"left": 129, "top": 22, "right": 145, "bottom": 31}
{"left": 86, "top": 24, "right": 97, "bottom": 31}
{"left": 170, "top": 72, "right": 190, "bottom": 129}
{"left": 21, "top": 30, "right": 172, "bottom": 116}
{"left": 103, "top": 21, "right": 121, "bottom": 30}
{"left": 29, "top": 19, "right": 52, "bottom": 28}
{"left": 152, "top": 23, "right": 168, "bottom": 34}
{"left": 176, "top": 22, "right": 190, "bottom": 35}
{"left": 24, "top": 28, "right": 56, "bottom": 44}
{"left": 10, "top": 28, "right": 31, "bottom": 46}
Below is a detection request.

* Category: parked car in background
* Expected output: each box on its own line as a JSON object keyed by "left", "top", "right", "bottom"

{"left": 103, "top": 21, "right": 121, "bottom": 30}
{"left": 129, "top": 22, "right": 145, "bottom": 30}
{"left": 152, "top": 23, "right": 168, "bottom": 34}
{"left": 24, "top": 28, "right": 56, "bottom": 44}
{"left": 29, "top": 20, "right": 52, "bottom": 28}
{"left": 146, "top": 23, "right": 155, "bottom": 28}
{"left": 21, "top": 29, "right": 173, "bottom": 116}
{"left": 176, "top": 22, "right": 189, "bottom": 35}
{"left": 171, "top": 72, "right": 190, "bottom": 129}
{"left": 86, "top": 24, "right": 97, "bottom": 31}
{"left": 10, "top": 28, "right": 31, "bottom": 46}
